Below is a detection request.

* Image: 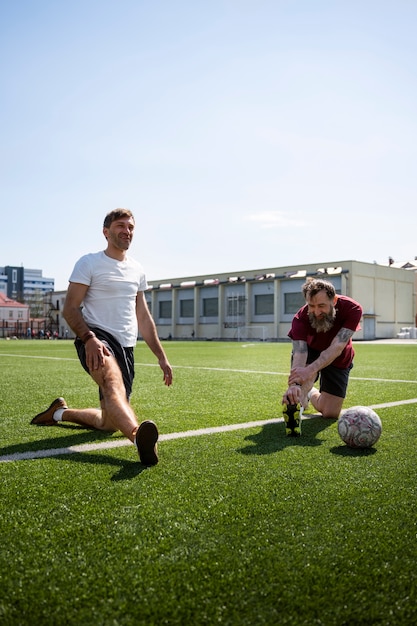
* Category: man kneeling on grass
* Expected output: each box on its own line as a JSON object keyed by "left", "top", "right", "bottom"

{"left": 282, "top": 278, "right": 362, "bottom": 436}
{"left": 31, "top": 208, "right": 173, "bottom": 466}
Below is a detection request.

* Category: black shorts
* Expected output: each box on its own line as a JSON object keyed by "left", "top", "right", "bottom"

{"left": 307, "top": 347, "right": 353, "bottom": 399}
{"left": 74, "top": 327, "right": 135, "bottom": 401}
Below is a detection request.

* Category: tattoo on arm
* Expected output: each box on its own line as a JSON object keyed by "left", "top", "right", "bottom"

{"left": 293, "top": 340, "right": 308, "bottom": 353}
{"left": 337, "top": 327, "right": 354, "bottom": 344}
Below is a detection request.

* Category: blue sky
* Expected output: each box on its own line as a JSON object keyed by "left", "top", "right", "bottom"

{"left": 1, "top": 0, "right": 416, "bottom": 290}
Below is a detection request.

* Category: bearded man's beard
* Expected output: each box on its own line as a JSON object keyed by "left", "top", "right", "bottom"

{"left": 309, "top": 306, "right": 336, "bottom": 333}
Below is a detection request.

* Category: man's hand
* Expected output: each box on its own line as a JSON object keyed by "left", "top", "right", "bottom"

{"left": 288, "top": 365, "right": 314, "bottom": 387}
{"left": 85, "top": 338, "right": 111, "bottom": 371}
{"left": 159, "top": 357, "right": 173, "bottom": 386}
{"left": 282, "top": 384, "right": 302, "bottom": 406}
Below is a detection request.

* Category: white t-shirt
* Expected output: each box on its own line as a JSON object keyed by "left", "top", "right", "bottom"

{"left": 69, "top": 251, "right": 148, "bottom": 347}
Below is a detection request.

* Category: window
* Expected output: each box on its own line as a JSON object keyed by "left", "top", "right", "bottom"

{"left": 255, "top": 294, "right": 274, "bottom": 315}
{"left": 180, "top": 299, "right": 194, "bottom": 318}
{"left": 227, "top": 296, "right": 246, "bottom": 317}
{"left": 159, "top": 301, "right": 172, "bottom": 319}
{"left": 284, "top": 292, "right": 305, "bottom": 315}
{"left": 203, "top": 297, "right": 218, "bottom": 317}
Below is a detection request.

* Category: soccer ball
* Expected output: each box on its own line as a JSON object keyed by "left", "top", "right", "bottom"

{"left": 338, "top": 406, "right": 382, "bottom": 448}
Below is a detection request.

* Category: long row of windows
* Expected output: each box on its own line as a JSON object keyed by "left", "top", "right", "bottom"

{"left": 148, "top": 291, "right": 307, "bottom": 320}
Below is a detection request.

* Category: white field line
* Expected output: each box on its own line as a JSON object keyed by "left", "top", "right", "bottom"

{"left": 0, "top": 353, "right": 416, "bottom": 384}
{"left": 1, "top": 398, "right": 417, "bottom": 463}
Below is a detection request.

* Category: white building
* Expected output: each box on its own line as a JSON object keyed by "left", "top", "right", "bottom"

{"left": 44, "top": 290, "right": 71, "bottom": 338}
{"left": 145, "top": 259, "right": 416, "bottom": 341}
{"left": 49, "top": 259, "right": 416, "bottom": 342}
{"left": 0, "top": 292, "right": 30, "bottom": 338}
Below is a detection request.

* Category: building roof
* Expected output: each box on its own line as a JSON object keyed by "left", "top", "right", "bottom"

{"left": 0, "top": 292, "right": 29, "bottom": 308}
{"left": 388, "top": 259, "right": 417, "bottom": 270}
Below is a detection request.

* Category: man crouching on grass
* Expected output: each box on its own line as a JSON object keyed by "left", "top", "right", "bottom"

{"left": 31, "top": 208, "right": 173, "bottom": 466}
{"left": 282, "top": 278, "right": 362, "bottom": 436}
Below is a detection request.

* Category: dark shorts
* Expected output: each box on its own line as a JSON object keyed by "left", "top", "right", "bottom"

{"left": 74, "top": 327, "right": 135, "bottom": 401}
{"left": 307, "top": 347, "right": 353, "bottom": 398}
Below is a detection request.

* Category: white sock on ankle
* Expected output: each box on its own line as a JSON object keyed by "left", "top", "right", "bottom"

{"left": 53, "top": 408, "right": 67, "bottom": 422}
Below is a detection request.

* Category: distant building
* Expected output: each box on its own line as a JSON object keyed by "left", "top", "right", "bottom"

{"left": 44, "top": 290, "right": 72, "bottom": 338}
{"left": 0, "top": 292, "right": 30, "bottom": 338}
{"left": 47, "top": 259, "right": 417, "bottom": 342}
{"left": 0, "top": 265, "right": 60, "bottom": 337}
{"left": 0, "top": 266, "right": 54, "bottom": 301}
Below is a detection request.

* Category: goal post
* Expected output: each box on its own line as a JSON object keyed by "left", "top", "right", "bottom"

{"left": 236, "top": 326, "right": 268, "bottom": 342}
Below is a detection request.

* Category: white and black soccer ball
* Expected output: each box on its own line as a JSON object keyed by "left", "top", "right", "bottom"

{"left": 338, "top": 406, "right": 382, "bottom": 448}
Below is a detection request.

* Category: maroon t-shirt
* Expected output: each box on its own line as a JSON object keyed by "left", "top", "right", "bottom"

{"left": 288, "top": 295, "right": 362, "bottom": 369}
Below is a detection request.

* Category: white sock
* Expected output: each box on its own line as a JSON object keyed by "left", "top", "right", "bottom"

{"left": 307, "top": 388, "right": 318, "bottom": 401}
{"left": 53, "top": 408, "right": 67, "bottom": 422}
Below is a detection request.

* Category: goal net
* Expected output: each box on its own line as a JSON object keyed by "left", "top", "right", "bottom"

{"left": 236, "top": 326, "right": 268, "bottom": 341}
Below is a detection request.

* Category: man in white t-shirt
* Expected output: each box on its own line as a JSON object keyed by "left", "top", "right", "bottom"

{"left": 31, "top": 208, "right": 173, "bottom": 466}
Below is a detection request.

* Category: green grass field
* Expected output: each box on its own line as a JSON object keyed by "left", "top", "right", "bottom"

{"left": 1, "top": 339, "right": 416, "bottom": 625}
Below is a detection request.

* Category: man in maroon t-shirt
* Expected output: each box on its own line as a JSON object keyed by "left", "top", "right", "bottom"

{"left": 282, "top": 278, "right": 362, "bottom": 436}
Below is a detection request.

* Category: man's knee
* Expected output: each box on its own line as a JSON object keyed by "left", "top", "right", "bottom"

{"left": 317, "top": 392, "right": 343, "bottom": 419}
{"left": 99, "top": 407, "right": 118, "bottom": 431}
{"left": 321, "top": 408, "right": 341, "bottom": 419}
{"left": 93, "top": 408, "right": 117, "bottom": 432}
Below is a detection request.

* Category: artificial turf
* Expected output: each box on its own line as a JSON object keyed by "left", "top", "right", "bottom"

{"left": 0, "top": 339, "right": 416, "bottom": 625}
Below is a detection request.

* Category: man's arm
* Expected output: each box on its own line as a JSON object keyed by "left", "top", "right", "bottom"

{"left": 291, "top": 340, "right": 308, "bottom": 368}
{"left": 288, "top": 327, "right": 355, "bottom": 386}
{"left": 136, "top": 292, "right": 173, "bottom": 386}
{"left": 63, "top": 282, "right": 110, "bottom": 370}
{"left": 63, "top": 282, "right": 91, "bottom": 339}
{"left": 282, "top": 340, "right": 309, "bottom": 405}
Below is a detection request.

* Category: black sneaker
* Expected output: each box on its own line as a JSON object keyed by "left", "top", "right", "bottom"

{"left": 135, "top": 420, "right": 159, "bottom": 466}
{"left": 283, "top": 403, "right": 302, "bottom": 437}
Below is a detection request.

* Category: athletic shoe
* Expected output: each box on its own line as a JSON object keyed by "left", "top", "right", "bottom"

{"left": 283, "top": 403, "right": 302, "bottom": 437}
{"left": 135, "top": 420, "right": 159, "bottom": 466}
{"left": 30, "top": 397, "right": 68, "bottom": 425}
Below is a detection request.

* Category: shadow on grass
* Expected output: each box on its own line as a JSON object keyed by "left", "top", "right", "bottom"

{"left": 62, "top": 451, "right": 147, "bottom": 481}
{"left": 3, "top": 424, "right": 118, "bottom": 453}
{"left": 238, "top": 416, "right": 335, "bottom": 456}
{"left": 0, "top": 425, "right": 147, "bottom": 481}
{"left": 330, "top": 444, "right": 377, "bottom": 457}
